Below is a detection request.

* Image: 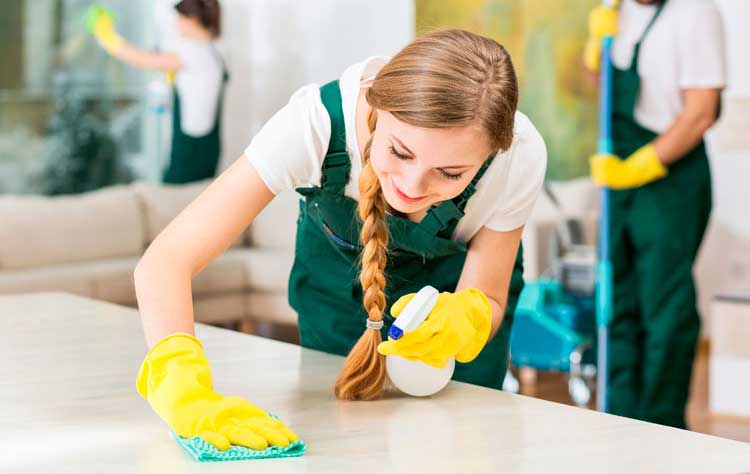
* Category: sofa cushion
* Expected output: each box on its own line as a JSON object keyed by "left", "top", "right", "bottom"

{"left": 247, "top": 190, "right": 299, "bottom": 250}
{"left": 193, "top": 293, "right": 248, "bottom": 324}
{"left": 193, "top": 250, "right": 249, "bottom": 295}
{"left": 0, "top": 264, "right": 97, "bottom": 300}
{"left": 0, "top": 256, "right": 141, "bottom": 305}
{"left": 0, "top": 186, "right": 144, "bottom": 270}
{"left": 201, "top": 247, "right": 293, "bottom": 293}
{"left": 236, "top": 248, "right": 294, "bottom": 292}
{"left": 133, "top": 180, "right": 246, "bottom": 248}
{"left": 245, "top": 291, "right": 298, "bottom": 326}
{"left": 0, "top": 247, "right": 293, "bottom": 307}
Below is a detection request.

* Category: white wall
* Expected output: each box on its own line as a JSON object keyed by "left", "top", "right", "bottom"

{"left": 695, "top": 0, "right": 750, "bottom": 334}
{"left": 706, "top": 0, "right": 750, "bottom": 236}
{"left": 219, "top": 0, "right": 415, "bottom": 169}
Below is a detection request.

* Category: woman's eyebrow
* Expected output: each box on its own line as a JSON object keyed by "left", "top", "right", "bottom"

{"left": 390, "top": 135, "right": 415, "bottom": 156}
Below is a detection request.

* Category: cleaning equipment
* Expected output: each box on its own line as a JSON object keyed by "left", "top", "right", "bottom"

{"left": 385, "top": 286, "right": 455, "bottom": 397}
{"left": 171, "top": 418, "right": 306, "bottom": 463}
{"left": 379, "top": 288, "right": 492, "bottom": 367}
{"left": 136, "top": 334, "right": 302, "bottom": 458}
{"left": 594, "top": 0, "right": 618, "bottom": 413}
{"left": 510, "top": 280, "right": 596, "bottom": 407}
{"left": 508, "top": 184, "right": 598, "bottom": 406}
{"left": 146, "top": 75, "right": 171, "bottom": 182}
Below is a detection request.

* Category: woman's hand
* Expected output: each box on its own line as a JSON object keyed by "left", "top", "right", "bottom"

{"left": 85, "top": 4, "right": 124, "bottom": 55}
{"left": 583, "top": 5, "right": 618, "bottom": 73}
{"left": 590, "top": 143, "right": 667, "bottom": 189}
{"left": 137, "top": 333, "right": 298, "bottom": 451}
{"left": 377, "top": 288, "right": 492, "bottom": 368}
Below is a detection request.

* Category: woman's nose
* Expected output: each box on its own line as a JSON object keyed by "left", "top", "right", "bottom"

{"left": 400, "top": 170, "right": 430, "bottom": 197}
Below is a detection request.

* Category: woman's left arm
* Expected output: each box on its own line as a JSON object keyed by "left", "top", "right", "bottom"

{"left": 652, "top": 88, "right": 722, "bottom": 166}
{"left": 457, "top": 224, "right": 523, "bottom": 338}
{"left": 112, "top": 43, "right": 183, "bottom": 72}
{"left": 87, "top": 6, "right": 182, "bottom": 72}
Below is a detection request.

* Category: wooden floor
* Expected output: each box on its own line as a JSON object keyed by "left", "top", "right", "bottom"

{"left": 231, "top": 321, "right": 750, "bottom": 443}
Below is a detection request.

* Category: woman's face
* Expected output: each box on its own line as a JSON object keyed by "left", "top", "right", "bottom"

{"left": 369, "top": 111, "right": 495, "bottom": 215}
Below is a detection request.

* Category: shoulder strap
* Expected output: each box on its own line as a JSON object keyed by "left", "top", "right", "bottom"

{"left": 318, "top": 80, "right": 351, "bottom": 193}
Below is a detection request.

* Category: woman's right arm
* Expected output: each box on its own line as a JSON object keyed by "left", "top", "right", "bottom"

{"left": 134, "top": 156, "right": 274, "bottom": 347}
{"left": 112, "top": 43, "right": 183, "bottom": 72}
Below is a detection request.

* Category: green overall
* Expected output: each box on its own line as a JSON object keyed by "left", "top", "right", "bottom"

{"left": 608, "top": 0, "right": 712, "bottom": 428}
{"left": 288, "top": 81, "right": 525, "bottom": 390}
{"left": 163, "top": 46, "right": 228, "bottom": 184}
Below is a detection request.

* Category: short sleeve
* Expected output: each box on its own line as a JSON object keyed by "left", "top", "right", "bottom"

{"left": 173, "top": 40, "right": 223, "bottom": 136}
{"left": 172, "top": 37, "right": 203, "bottom": 74}
{"left": 677, "top": 1, "right": 726, "bottom": 89}
{"left": 244, "top": 84, "right": 331, "bottom": 195}
{"left": 483, "top": 119, "right": 547, "bottom": 232}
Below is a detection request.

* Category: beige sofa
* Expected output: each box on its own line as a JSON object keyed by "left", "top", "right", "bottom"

{"left": 0, "top": 176, "right": 600, "bottom": 327}
{"left": 0, "top": 181, "right": 300, "bottom": 325}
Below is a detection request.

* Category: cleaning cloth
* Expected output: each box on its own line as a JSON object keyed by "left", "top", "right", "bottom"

{"left": 171, "top": 431, "right": 306, "bottom": 462}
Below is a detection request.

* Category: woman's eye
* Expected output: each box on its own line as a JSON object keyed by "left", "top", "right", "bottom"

{"left": 388, "top": 144, "right": 463, "bottom": 180}
{"left": 388, "top": 145, "right": 410, "bottom": 160}
{"left": 440, "top": 170, "right": 463, "bottom": 181}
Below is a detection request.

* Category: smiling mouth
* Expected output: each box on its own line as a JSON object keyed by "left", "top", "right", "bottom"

{"left": 391, "top": 178, "right": 426, "bottom": 204}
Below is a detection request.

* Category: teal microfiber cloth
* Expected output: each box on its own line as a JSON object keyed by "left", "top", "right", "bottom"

{"left": 170, "top": 414, "right": 306, "bottom": 463}
{"left": 171, "top": 431, "right": 306, "bottom": 462}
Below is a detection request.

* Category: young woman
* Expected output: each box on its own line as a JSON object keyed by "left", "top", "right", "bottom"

{"left": 134, "top": 29, "right": 547, "bottom": 451}
{"left": 585, "top": 0, "right": 725, "bottom": 428}
{"left": 88, "top": 0, "right": 227, "bottom": 183}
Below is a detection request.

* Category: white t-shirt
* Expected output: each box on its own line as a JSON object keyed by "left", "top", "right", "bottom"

{"left": 245, "top": 57, "right": 547, "bottom": 243}
{"left": 173, "top": 38, "right": 225, "bottom": 137}
{"left": 612, "top": 0, "right": 726, "bottom": 133}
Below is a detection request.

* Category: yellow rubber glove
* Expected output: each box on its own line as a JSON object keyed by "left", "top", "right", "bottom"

{"left": 583, "top": 5, "right": 619, "bottom": 72}
{"left": 590, "top": 144, "right": 667, "bottom": 189}
{"left": 377, "top": 288, "right": 492, "bottom": 369}
{"left": 136, "top": 333, "right": 298, "bottom": 451}
{"left": 85, "top": 4, "right": 124, "bottom": 55}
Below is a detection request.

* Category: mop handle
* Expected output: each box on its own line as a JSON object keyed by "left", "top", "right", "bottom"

{"left": 596, "top": 0, "right": 617, "bottom": 413}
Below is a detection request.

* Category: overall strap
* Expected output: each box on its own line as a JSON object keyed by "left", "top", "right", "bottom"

{"left": 629, "top": 0, "right": 668, "bottom": 69}
{"left": 419, "top": 152, "right": 497, "bottom": 238}
{"left": 319, "top": 80, "right": 351, "bottom": 194}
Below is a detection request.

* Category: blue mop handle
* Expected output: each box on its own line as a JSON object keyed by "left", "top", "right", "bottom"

{"left": 596, "top": 28, "right": 615, "bottom": 413}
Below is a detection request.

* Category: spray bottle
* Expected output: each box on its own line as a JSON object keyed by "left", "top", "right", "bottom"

{"left": 386, "top": 286, "right": 455, "bottom": 396}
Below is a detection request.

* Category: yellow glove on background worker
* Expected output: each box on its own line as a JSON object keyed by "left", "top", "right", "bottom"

{"left": 590, "top": 144, "right": 668, "bottom": 189}
{"left": 378, "top": 288, "right": 492, "bottom": 369}
{"left": 136, "top": 333, "right": 298, "bottom": 451}
{"left": 85, "top": 4, "right": 124, "bottom": 55}
{"left": 583, "top": 4, "right": 619, "bottom": 72}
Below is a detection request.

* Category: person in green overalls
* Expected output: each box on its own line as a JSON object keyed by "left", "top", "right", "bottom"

{"left": 584, "top": 0, "right": 726, "bottom": 428}
{"left": 87, "top": 0, "right": 227, "bottom": 184}
{"left": 132, "top": 29, "right": 547, "bottom": 451}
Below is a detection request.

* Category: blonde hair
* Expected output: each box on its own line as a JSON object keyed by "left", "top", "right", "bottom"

{"left": 333, "top": 29, "right": 518, "bottom": 400}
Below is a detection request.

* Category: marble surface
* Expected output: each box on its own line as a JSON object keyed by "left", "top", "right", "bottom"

{"left": 2, "top": 292, "right": 748, "bottom": 473}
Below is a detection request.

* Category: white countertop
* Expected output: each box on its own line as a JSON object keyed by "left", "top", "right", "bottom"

{"left": 2, "top": 292, "right": 748, "bottom": 473}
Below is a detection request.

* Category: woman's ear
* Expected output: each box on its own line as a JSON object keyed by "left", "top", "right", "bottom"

{"left": 360, "top": 77, "right": 375, "bottom": 89}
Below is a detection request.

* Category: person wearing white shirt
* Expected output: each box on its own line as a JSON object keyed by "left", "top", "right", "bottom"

{"left": 88, "top": 0, "right": 227, "bottom": 184}
{"left": 584, "top": 0, "right": 726, "bottom": 428}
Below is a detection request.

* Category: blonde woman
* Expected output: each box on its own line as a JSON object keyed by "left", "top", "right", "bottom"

{"left": 134, "top": 29, "right": 547, "bottom": 451}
